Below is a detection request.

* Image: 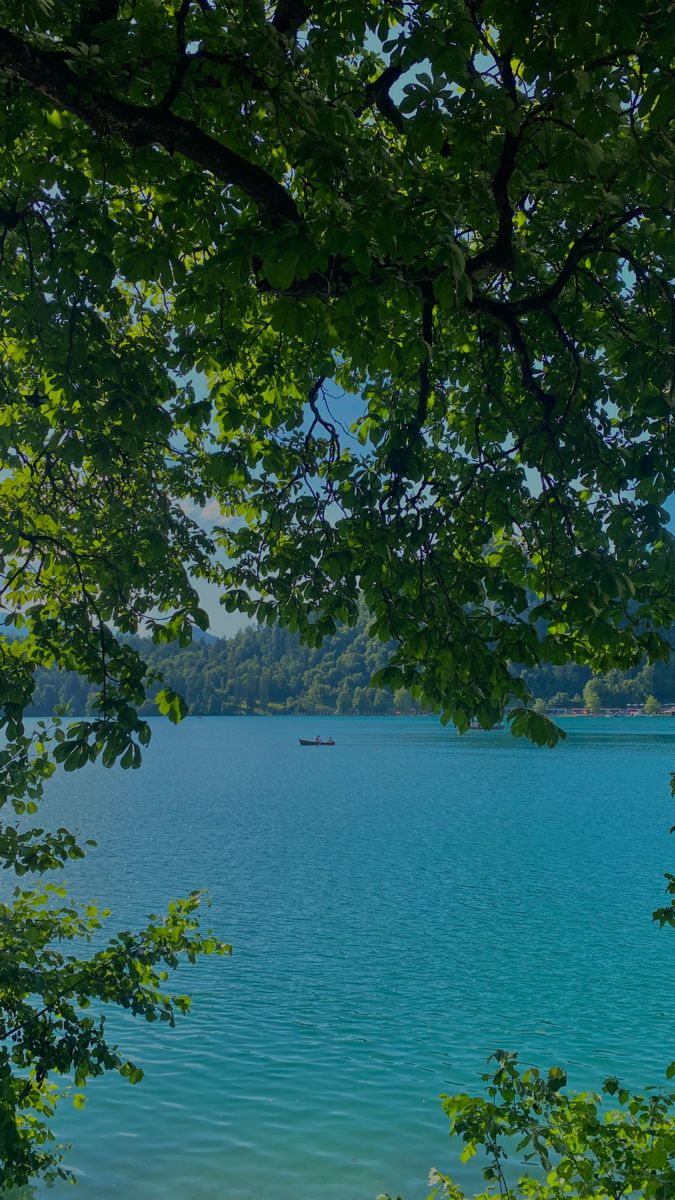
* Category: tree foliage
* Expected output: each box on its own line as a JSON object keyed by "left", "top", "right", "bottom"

{"left": 0, "top": 0, "right": 674, "bottom": 1186}
{"left": 426, "top": 1050, "right": 675, "bottom": 1200}
{"left": 0, "top": 0, "right": 673, "bottom": 736}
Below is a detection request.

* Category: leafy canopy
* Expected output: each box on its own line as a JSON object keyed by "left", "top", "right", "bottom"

{"left": 0, "top": 0, "right": 673, "bottom": 740}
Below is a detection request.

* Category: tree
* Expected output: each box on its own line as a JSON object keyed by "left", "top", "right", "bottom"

{"left": 645, "top": 693, "right": 662, "bottom": 714}
{"left": 1, "top": 0, "right": 674, "bottom": 737}
{"left": 0, "top": 0, "right": 674, "bottom": 1185}
{"left": 352, "top": 685, "right": 372, "bottom": 714}
{"left": 583, "top": 677, "right": 602, "bottom": 714}
{"left": 336, "top": 681, "right": 353, "bottom": 713}
{"left": 394, "top": 687, "right": 415, "bottom": 715}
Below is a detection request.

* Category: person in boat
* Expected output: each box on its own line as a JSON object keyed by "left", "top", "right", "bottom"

{"left": 315, "top": 735, "right": 321, "bottom": 743}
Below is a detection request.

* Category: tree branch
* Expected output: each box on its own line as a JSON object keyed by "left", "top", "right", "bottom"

{"left": 271, "top": 1, "right": 311, "bottom": 37}
{"left": 466, "top": 53, "right": 519, "bottom": 279}
{"left": 466, "top": 128, "right": 518, "bottom": 278}
{"left": 512, "top": 207, "right": 643, "bottom": 314}
{"left": 0, "top": 25, "right": 300, "bottom": 223}
{"left": 417, "top": 281, "right": 434, "bottom": 427}
{"left": 157, "top": 0, "right": 194, "bottom": 110}
{"left": 362, "top": 63, "right": 405, "bottom": 132}
{"left": 469, "top": 293, "right": 556, "bottom": 414}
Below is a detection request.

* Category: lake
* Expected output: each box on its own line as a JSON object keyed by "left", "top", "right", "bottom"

{"left": 27, "top": 716, "right": 675, "bottom": 1199}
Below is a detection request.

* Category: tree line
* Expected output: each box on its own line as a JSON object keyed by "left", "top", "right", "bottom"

{"left": 24, "top": 617, "right": 675, "bottom": 718}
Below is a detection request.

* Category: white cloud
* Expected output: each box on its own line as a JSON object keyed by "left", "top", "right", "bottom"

{"left": 179, "top": 497, "right": 225, "bottom": 528}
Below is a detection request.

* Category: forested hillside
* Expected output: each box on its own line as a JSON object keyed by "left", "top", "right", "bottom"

{"left": 25, "top": 618, "right": 675, "bottom": 717}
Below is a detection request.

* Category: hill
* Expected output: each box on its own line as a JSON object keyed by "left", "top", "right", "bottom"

{"left": 23, "top": 616, "right": 675, "bottom": 718}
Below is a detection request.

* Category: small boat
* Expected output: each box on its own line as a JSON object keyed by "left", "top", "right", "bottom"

{"left": 299, "top": 737, "right": 335, "bottom": 746}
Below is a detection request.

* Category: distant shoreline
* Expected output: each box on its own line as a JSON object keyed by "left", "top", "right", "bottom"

{"left": 25, "top": 710, "right": 675, "bottom": 721}
{"left": 184, "top": 710, "right": 675, "bottom": 718}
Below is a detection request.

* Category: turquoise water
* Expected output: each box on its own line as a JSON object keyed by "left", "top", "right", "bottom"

{"left": 27, "top": 717, "right": 675, "bottom": 1198}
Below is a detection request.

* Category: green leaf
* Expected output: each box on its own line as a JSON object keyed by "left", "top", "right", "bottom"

{"left": 155, "top": 688, "right": 188, "bottom": 725}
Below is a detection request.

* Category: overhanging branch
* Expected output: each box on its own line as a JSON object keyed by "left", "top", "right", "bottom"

{"left": 362, "top": 64, "right": 405, "bottom": 132}
{"left": 0, "top": 25, "right": 300, "bottom": 222}
{"left": 272, "top": 1, "right": 311, "bottom": 36}
{"left": 466, "top": 53, "right": 520, "bottom": 280}
{"left": 512, "top": 207, "right": 643, "bottom": 314}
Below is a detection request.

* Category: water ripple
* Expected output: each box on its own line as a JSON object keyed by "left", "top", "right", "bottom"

{"left": 22, "top": 715, "right": 675, "bottom": 1200}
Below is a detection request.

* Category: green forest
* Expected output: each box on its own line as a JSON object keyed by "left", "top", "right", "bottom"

{"left": 24, "top": 617, "right": 675, "bottom": 718}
